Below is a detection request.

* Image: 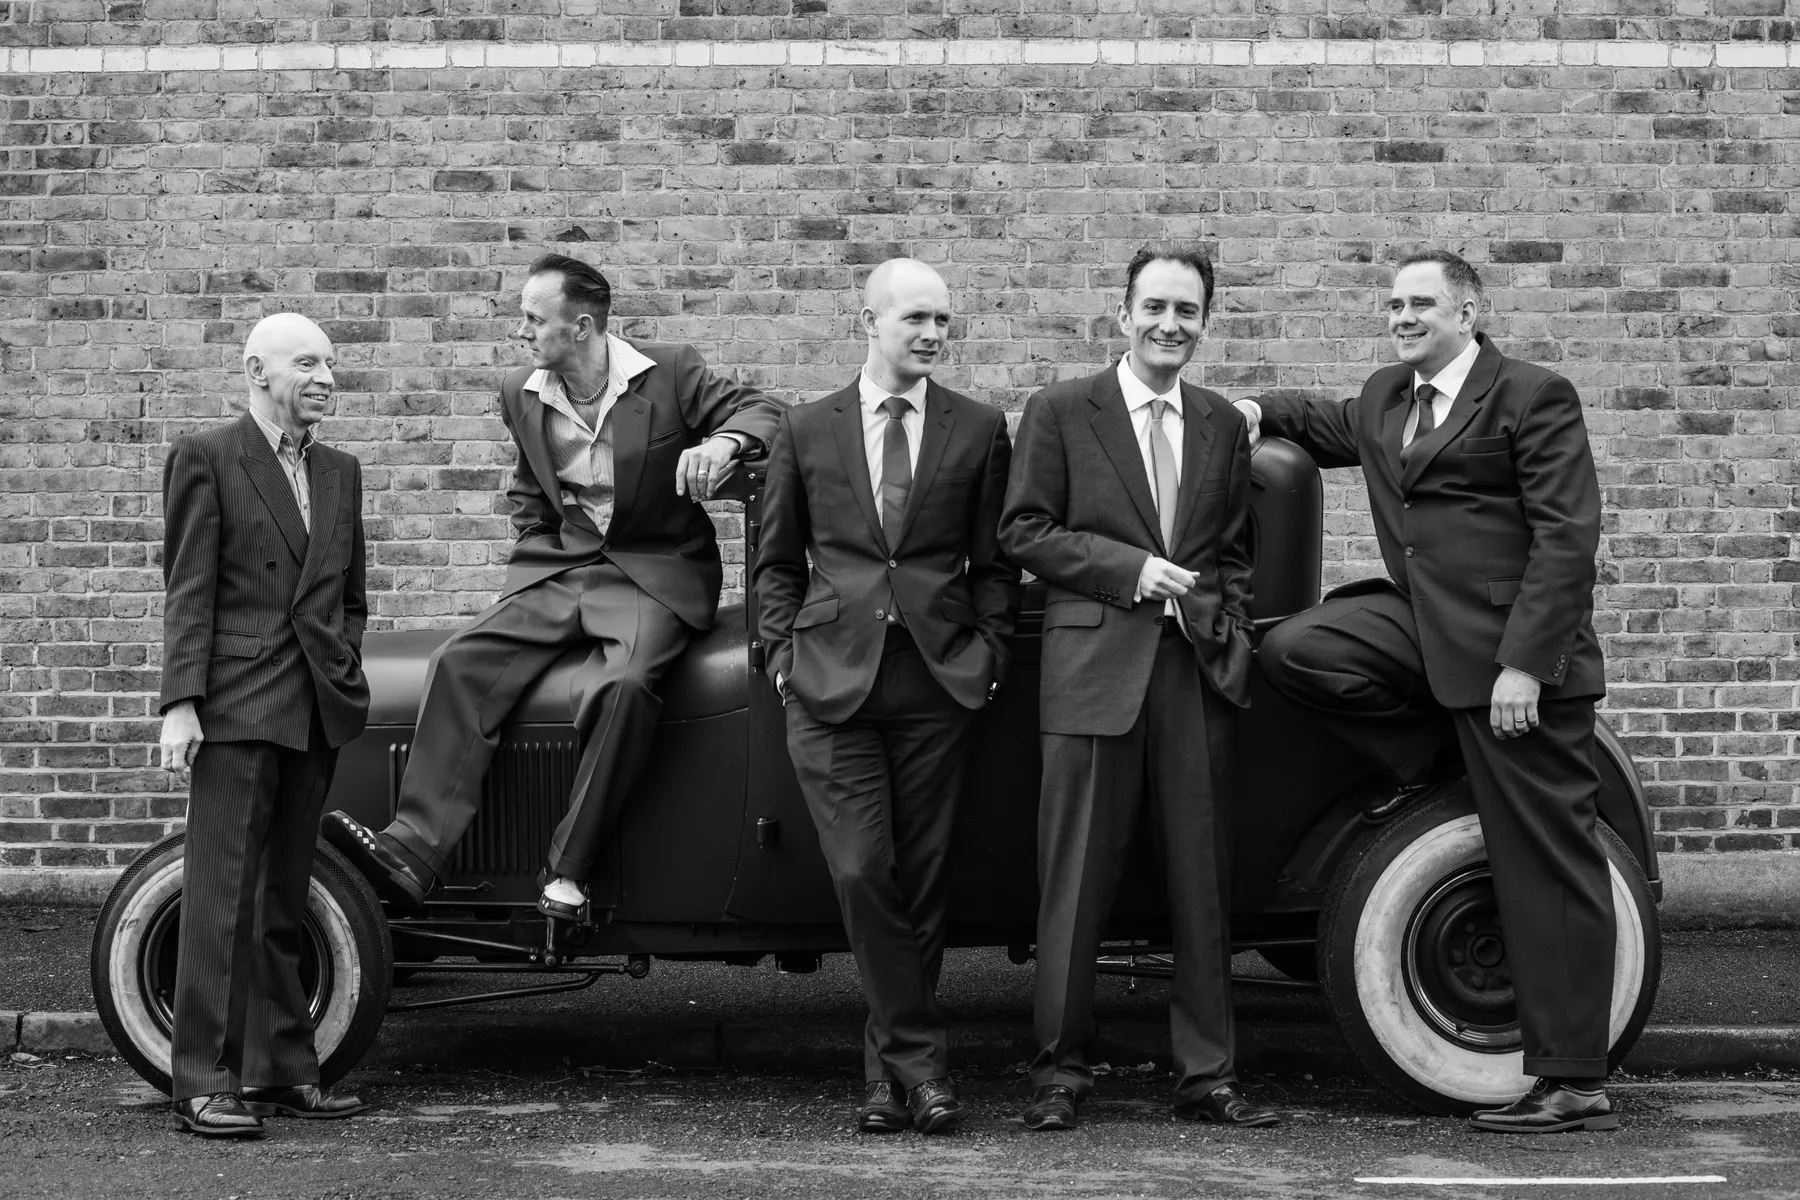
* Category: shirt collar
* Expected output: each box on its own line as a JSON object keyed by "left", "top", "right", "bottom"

{"left": 1117, "top": 356, "right": 1182, "bottom": 414}
{"left": 524, "top": 333, "right": 657, "bottom": 408}
{"left": 858, "top": 368, "right": 927, "bottom": 414}
{"left": 248, "top": 405, "right": 315, "bottom": 457}
{"left": 1414, "top": 336, "right": 1480, "bottom": 402}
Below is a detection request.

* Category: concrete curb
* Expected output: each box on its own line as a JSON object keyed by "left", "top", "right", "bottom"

{"left": 18, "top": 1009, "right": 1800, "bottom": 1078}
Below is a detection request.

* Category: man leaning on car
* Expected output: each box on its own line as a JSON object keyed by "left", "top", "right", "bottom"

{"left": 999, "top": 245, "right": 1278, "bottom": 1132}
{"left": 326, "top": 253, "right": 781, "bottom": 922}
{"left": 754, "top": 259, "right": 1021, "bottom": 1134}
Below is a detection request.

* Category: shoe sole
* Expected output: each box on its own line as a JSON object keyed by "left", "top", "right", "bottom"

{"left": 858, "top": 1116, "right": 910, "bottom": 1134}
{"left": 1469, "top": 1114, "right": 1619, "bottom": 1134}
{"left": 1176, "top": 1111, "right": 1281, "bottom": 1128}
{"left": 913, "top": 1106, "right": 962, "bottom": 1135}
{"left": 243, "top": 1102, "right": 370, "bottom": 1120}
{"left": 173, "top": 1117, "right": 264, "bottom": 1138}
{"left": 1022, "top": 1113, "right": 1077, "bottom": 1131}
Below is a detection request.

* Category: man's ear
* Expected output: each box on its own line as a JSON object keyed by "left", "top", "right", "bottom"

{"left": 243, "top": 354, "right": 268, "bottom": 389}
{"left": 859, "top": 306, "right": 879, "bottom": 339}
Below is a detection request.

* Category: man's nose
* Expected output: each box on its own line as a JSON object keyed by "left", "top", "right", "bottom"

{"left": 316, "top": 365, "right": 335, "bottom": 388}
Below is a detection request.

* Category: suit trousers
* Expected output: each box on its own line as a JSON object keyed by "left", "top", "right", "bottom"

{"left": 1259, "top": 589, "right": 1615, "bottom": 1076}
{"left": 387, "top": 561, "right": 690, "bottom": 883}
{"left": 1032, "top": 634, "right": 1237, "bottom": 1104}
{"left": 785, "top": 628, "right": 976, "bottom": 1089}
{"left": 171, "top": 709, "right": 338, "bottom": 1101}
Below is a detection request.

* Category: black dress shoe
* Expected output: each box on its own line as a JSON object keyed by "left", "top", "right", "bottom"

{"left": 323, "top": 811, "right": 432, "bottom": 914}
{"left": 171, "top": 1093, "right": 265, "bottom": 1138}
{"left": 858, "top": 1080, "right": 910, "bottom": 1134}
{"left": 241, "top": 1084, "right": 368, "bottom": 1120}
{"left": 1022, "top": 1084, "right": 1080, "bottom": 1131}
{"left": 907, "top": 1078, "right": 963, "bottom": 1134}
{"left": 1470, "top": 1078, "right": 1618, "bottom": 1133}
{"left": 1173, "top": 1083, "right": 1280, "bottom": 1127}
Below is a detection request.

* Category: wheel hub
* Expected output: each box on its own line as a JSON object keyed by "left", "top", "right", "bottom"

{"left": 139, "top": 893, "right": 334, "bottom": 1037}
{"left": 1401, "top": 865, "right": 1522, "bottom": 1053}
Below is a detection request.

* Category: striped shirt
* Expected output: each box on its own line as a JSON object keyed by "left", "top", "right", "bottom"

{"left": 247, "top": 405, "right": 315, "bottom": 533}
{"left": 525, "top": 334, "right": 657, "bottom": 537}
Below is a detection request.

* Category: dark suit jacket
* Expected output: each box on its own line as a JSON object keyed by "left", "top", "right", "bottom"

{"left": 159, "top": 412, "right": 369, "bottom": 750}
{"left": 1256, "top": 333, "right": 1604, "bottom": 708}
{"left": 754, "top": 379, "right": 1021, "bottom": 724}
{"left": 999, "top": 362, "right": 1255, "bottom": 737}
{"left": 498, "top": 341, "right": 783, "bottom": 630}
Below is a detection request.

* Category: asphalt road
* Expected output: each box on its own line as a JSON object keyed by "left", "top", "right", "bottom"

{"left": 4, "top": 1056, "right": 1799, "bottom": 1199}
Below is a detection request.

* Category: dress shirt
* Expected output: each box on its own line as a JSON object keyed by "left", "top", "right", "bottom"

{"left": 247, "top": 406, "right": 315, "bottom": 533}
{"left": 1403, "top": 335, "right": 1480, "bottom": 445}
{"left": 1117, "top": 356, "right": 1183, "bottom": 618}
{"left": 858, "top": 369, "right": 925, "bottom": 500}
{"left": 525, "top": 333, "right": 657, "bottom": 537}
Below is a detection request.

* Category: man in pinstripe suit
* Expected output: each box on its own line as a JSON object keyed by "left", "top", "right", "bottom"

{"left": 158, "top": 313, "right": 370, "bottom": 1136}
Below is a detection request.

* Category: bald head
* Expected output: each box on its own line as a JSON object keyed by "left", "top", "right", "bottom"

{"left": 860, "top": 259, "right": 952, "bottom": 392}
{"left": 243, "top": 313, "right": 336, "bottom": 440}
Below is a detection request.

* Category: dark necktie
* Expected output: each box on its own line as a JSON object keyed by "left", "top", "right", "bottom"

{"left": 1409, "top": 382, "right": 1439, "bottom": 446}
{"left": 881, "top": 395, "right": 912, "bottom": 549}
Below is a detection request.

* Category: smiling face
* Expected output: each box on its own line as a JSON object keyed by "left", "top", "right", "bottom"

{"left": 861, "top": 260, "right": 952, "bottom": 391}
{"left": 1118, "top": 258, "right": 1207, "bottom": 384}
{"left": 1388, "top": 262, "right": 1477, "bottom": 379}
{"left": 515, "top": 271, "right": 595, "bottom": 375}
{"left": 244, "top": 314, "right": 336, "bottom": 436}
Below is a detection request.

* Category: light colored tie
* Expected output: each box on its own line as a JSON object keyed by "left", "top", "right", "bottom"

{"left": 1148, "top": 397, "right": 1178, "bottom": 550}
{"left": 880, "top": 395, "right": 912, "bottom": 550}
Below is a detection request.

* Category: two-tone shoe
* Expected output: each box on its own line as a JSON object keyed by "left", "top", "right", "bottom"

{"left": 1173, "top": 1083, "right": 1280, "bottom": 1127}
{"left": 1470, "top": 1079, "right": 1619, "bottom": 1134}
{"left": 323, "top": 811, "right": 432, "bottom": 914}
{"left": 241, "top": 1084, "right": 369, "bottom": 1120}
{"left": 857, "top": 1080, "right": 911, "bottom": 1134}
{"left": 906, "top": 1078, "right": 963, "bottom": 1134}
{"left": 171, "top": 1093, "right": 265, "bottom": 1138}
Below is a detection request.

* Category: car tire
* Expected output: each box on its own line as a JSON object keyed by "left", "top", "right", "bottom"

{"left": 90, "top": 832, "right": 394, "bottom": 1095}
{"left": 1318, "top": 785, "right": 1660, "bottom": 1116}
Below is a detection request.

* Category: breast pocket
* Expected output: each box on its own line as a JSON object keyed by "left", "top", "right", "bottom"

{"left": 1458, "top": 435, "right": 1514, "bottom": 487}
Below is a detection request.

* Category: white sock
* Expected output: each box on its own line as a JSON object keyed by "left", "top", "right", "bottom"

{"left": 543, "top": 876, "right": 584, "bottom": 906}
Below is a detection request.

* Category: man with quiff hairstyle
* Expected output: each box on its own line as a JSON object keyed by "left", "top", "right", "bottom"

{"left": 159, "top": 312, "right": 370, "bottom": 1135}
{"left": 755, "top": 258, "right": 1019, "bottom": 1133}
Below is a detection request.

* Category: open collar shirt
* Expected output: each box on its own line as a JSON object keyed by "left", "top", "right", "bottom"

{"left": 247, "top": 406, "right": 316, "bottom": 534}
{"left": 525, "top": 333, "right": 657, "bottom": 536}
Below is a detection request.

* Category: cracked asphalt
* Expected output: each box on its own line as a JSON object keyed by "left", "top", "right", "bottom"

{"left": 4, "top": 1056, "right": 1799, "bottom": 1199}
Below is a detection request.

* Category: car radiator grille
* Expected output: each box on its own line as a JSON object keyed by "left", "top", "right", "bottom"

{"left": 388, "top": 739, "right": 579, "bottom": 877}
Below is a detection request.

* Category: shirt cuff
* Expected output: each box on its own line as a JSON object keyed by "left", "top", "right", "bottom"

{"left": 711, "top": 431, "right": 756, "bottom": 457}
{"left": 1233, "top": 398, "right": 1262, "bottom": 427}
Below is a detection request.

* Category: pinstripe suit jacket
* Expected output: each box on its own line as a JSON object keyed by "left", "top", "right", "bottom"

{"left": 159, "top": 412, "right": 370, "bottom": 750}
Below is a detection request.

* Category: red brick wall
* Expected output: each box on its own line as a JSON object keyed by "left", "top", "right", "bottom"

{"left": 2, "top": 8, "right": 1797, "bottom": 870}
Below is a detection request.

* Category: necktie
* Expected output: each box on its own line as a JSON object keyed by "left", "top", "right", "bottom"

{"left": 1148, "top": 397, "right": 1178, "bottom": 551}
{"left": 1410, "top": 382, "right": 1439, "bottom": 445}
{"left": 880, "top": 395, "right": 912, "bottom": 550}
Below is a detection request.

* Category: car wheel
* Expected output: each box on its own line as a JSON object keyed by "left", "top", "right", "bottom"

{"left": 1318, "top": 785, "right": 1660, "bottom": 1116}
{"left": 90, "top": 833, "right": 394, "bottom": 1094}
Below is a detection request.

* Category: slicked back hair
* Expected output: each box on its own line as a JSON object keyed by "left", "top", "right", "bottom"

{"left": 528, "top": 252, "right": 612, "bottom": 325}
{"left": 1396, "top": 249, "right": 1485, "bottom": 311}
{"left": 1123, "top": 244, "right": 1215, "bottom": 322}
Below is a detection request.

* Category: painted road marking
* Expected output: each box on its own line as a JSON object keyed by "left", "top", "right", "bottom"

{"left": 1357, "top": 1178, "right": 1728, "bottom": 1187}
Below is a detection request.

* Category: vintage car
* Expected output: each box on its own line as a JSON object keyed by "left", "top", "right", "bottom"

{"left": 91, "top": 438, "right": 1663, "bottom": 1115}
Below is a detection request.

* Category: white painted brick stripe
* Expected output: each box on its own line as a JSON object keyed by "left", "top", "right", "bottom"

{"left": 4, "top": 39, "right": 1797, "bottom": 73}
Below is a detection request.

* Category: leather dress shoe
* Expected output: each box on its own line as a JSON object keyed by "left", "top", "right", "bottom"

{"left": 1022, "top": 1084, "right": 1080, "bottom": 1131}
{"left": 241, "top": 1084, "right": 368, "bottom": 1120}
{"left": 323, "top": 811, "right": 432, "bottom": 914}
{"left": 907, "top": 1078, "right": 962, "bottom": 1134}
{"left": 858, "top": 1080, "right": 910, "bottom": 1134}
{"left": 171, "top": 1093, "right": 265, "bottom": 1138}
{"left": 1173, "top": 1083, "right": 1280, "bottom": 1127}
{"left": 1470, "top": 1078, "right": 1618, "bottom": 1133}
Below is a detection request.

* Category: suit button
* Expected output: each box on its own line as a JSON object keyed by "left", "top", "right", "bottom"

{"left": 336, "top": 656, "right": 346, "bottom": 665}
{"left": 875, "top": 609, "right": 885, "bottom": 620}
{"left": 1404, "top": 546, "right": 1414, "bottom": 557}
{"left": 271, "top": 654, "right": 283, "bottom": 665}
{"left": 888, "top": 559, "right": 898, "bottom": 569}
{"left": 265, "top": 560, "right": 276, "bottom": 570}
{"left": 1153, "top": 615, "right": 1165, "bottom": 625}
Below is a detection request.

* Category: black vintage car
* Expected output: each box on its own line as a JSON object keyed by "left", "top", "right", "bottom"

{"left": 92, "top": 438, "right": 1663, "bottom": 1115}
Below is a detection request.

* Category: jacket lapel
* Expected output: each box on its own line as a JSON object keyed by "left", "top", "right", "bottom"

{"left": 1170, "top": 381, "right": 1214, "bottom": 549}
{"left": 1400, "top": 335, "right": 1500, "bottom": 493}
{"left": 235, "top": 413, "right": 309, "bottom": 563}
{"left": 1088, "top": 363, "right": 1166, "bottom": 553}
{"left": 893, "top": 381, "right": 955, "bottom": 552}
{"left": 294, "top": 450, "right": 339, "bottom": 593}
{"left": 1380, "top": 380, "right": 1410, "bottom": 487}
{"left": 829, "top": 384, "right": 887, "bottom": 551}
{"left": 608, "top": 386, "right": 652, "bottom": 529}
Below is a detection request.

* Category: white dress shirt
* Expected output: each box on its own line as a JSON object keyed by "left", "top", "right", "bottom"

{"left": 858, "top": 369, "right": 925, "bottom": 499}
{"left": 247, "top": 405, "right": 315, "bottom": 533}
{"left": 525, "top": 333, "right": 658, "bottom": 536}
{"left": 1116, "top": 357, "right": 1183, "bottom": 616}
{"left": 1403, "top": 335, "right": 1480, "bottom": 445}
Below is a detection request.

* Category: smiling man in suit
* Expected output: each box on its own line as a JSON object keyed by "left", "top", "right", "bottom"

{"left": 1240, "top": 250, "right": 1618, "bottom": 1133}
{"left": 158, "top": 313, "right": 370, "bottom": 1135}
{"left": 754, "top": 259, "right": 1020, "bottom": 1134}
{"left": 999, "top": 245, "right": 1276, "bottom": 1132}
{"left": 326, "top": 253, "right": 781, "bottom": 921}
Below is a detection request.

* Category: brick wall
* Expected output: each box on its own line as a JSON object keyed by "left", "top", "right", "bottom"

{"left": 2, "top": 4, "right": 1797, "bottom": 873}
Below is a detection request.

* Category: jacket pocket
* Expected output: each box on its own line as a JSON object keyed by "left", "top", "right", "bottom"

{"left": 1042, "top": 599, "right": 1104, "bottom": 629}
{"left": 1487, "top": 577, "right": 1522, "bottom": 606}
{"left": 213, "top": 631, "right": 262, "bottom": 658}
{"left": 793, "top": 596, "right": 840, "bottom": 629}
{"left": 938, "top": 594, "right": 977, "bottom": 628}
{"left": 647, "top": 428, "right": 686, "bottom": 449}
{"left": 1462, "top": 435, "right": 1510, "bottom": 454}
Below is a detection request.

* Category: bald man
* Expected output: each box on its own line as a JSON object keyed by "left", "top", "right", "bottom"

{"left": 754, "top": 260, "right": 1020, "bottom": 1133}
{"left": 157, "top": 314, "right": 369, "bottom": 1136}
